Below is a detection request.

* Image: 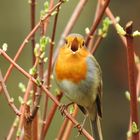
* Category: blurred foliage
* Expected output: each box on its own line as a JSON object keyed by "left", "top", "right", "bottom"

{"left": 0, "top": 0, "right": 140, "bottom": 140}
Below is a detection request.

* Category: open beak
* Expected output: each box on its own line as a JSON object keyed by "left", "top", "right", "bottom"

{"left": 71, "top": 37, "right": 79, "bottom": 52}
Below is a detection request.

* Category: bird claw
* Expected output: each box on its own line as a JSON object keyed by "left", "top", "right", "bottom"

{"left": 58, "top": 104, "right": 67, "bottom": 116}
{"left": 74, "top": 123, "right": 84, "bottom": 136}
{"left": 58, "top": 102, "right": 74, "bottom": 116}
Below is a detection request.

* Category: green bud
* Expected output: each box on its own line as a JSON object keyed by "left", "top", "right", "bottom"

{"left": 40, "top": 36, "right": 49, "bottom": 52}
{"left": 98, "top": 17, "right": 111, "bottom": 38}
{"left": 134, "top": 55, "right": 140, "bottom": 64}
{"left": 116, "top": 23, "right": 126, "bottom": 36}
{"left": 29, "top": 67, "right": 37, "bottom": 76}
{"left": 16, "top": 128, "right": 22, "bottom": 137}
{"left": 18, "top": 96, "right": 24, "bottom": 105}
{"left": 34, "top": 43, "right": 40, "bottom": 57}
{"left": 63, "top": 0, "right": 69, "bottom": 2}
{"left": 125, "top": 91, "right": 130, "bottom": 101}
{"left": 10, "top": 97, "right": 14, "bottom": 103}
{"left": 2, "top": 43, "right": 8, "bottom": 52}
{"left": 27, "top": 99, "right": 32, "bottom": 106}
{"left": 127, "top": 130, "right": 132, "bottom": 138}
{"left": 13, "top": 117, "right": 19, "bottom": 127}
{"left": 44, "top": 1, "right": 49, "bottom": 12}
{"left": 132, "top": 122, "right": 139, "bottom": 134}
{"left": 69, "top": 105, "right": 74, "bottom": 115}
{"left": 85, "top": 27, "right": 90, "bottom": 35}
{"left": 133, "top": 30, "right": 140, "bottom": 37}
{"left": 43, "top": 57, "right": 48, "bottom": 63}
{"left": 40, "top": 10, "right": 46, "bottom": 19}
{"left": 40, "top": 52, "right": 45, "bottom": 59}
{"left": 18, "top": 82, "right": 26, "bottom": 93}
{"left": 138, "top": 97, "right": 140, "bottom": 102}
{"left": 115, "top": 16, "right": 120, "bottom": 23}
{"left": 51, "top": 11, "right": 58, "bottom": 16}
{"left": 35, "top": 77, "right": 42, "bottom": 86}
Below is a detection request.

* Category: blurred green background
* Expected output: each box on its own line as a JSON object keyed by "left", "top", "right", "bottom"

{"left": 0, "top": 0, "right": 140, "bottom": 140}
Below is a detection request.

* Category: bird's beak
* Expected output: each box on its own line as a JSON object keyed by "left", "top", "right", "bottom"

{"left": 71, "top": 37, "right": 79, "bottom": 52}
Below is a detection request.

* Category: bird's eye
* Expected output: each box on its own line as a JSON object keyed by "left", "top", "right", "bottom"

{"left": 82, "top": 41, "right": 85, "bottom": 46}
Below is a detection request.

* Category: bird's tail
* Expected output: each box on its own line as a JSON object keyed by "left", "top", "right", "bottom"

{"left": 91, "top": 116, "right": 103, "bottom": 140}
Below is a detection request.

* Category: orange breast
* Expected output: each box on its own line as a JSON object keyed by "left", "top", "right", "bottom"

{"left": 55, "top": 47, "right": 89, "bottom": 83}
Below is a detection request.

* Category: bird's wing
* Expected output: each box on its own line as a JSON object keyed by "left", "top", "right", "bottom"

{"left": 89, "top": 55, "right": 103, "bottom": 118}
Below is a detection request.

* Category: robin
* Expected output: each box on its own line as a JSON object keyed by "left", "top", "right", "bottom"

{"left": 54, "top": 33, "right": 103, "bottom": 140}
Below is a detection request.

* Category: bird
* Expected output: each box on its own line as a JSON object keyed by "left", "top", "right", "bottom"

{"left": 54, "top": 33, "right": 103, "bottom": 140}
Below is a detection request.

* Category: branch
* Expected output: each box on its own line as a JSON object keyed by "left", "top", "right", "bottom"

{"left": 125, "top": 21, "right": 139, "bottom": 140}
{"left": 85, "top": 0, "right": 110, "bottom": 46}
{"left": 61, "top": 104, "right": 79, "bottom": 140}
{"left": 42, "top": 92, "right": 63, "bottom": 139}
{"left": 16, "top": 79, "right": 33, "bottom": 140}
{"left": 0, "top": 70, "right": 21, "bottom": 116}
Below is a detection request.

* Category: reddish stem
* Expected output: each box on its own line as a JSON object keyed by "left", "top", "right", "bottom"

{"left": 42, "top": 92, "right": 63, "bottom": 139}
{"left": 61, "top": 105, "right": 79, "bottom": 140}
{"left": 0, "top": 70, "right": 21, "bottom": 116}
{"left": 30, "top": 0, "right": 38, "bottom": 139}
{"left": 16, "top": 79, "right": 33, "bottom": 140}
{"left": 91, "top": 36, "right": 103, "bottom": 54}
{"left": 56, "top": 118, "right": 69, "bottom": 139}
{"left": 125, "top": 21, "right": 139, "bottom": 140}
{"left": 85, "top": 0, "right": 110, "bottom": 46}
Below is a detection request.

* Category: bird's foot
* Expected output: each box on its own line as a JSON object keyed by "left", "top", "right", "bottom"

{"left": 58, "top": 102, "right": 74, "bottom": 116}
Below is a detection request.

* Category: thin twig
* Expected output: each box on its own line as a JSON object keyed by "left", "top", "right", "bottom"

{"left": 88, "top": 1, "right": 102, "bottom": 51}
{"left": 16, "top": 79, "right": 33, "bottom": 140}
{"left": 23, "top": 105, "right": 32, "bottom": 140}
{"left": 6, "top": 117, "right": 19, "bottom": 140}
{"left": 125, "top": 21, "right": 139, "bottom": 140}
{"left": 30, "top": 0, "right": 38, "bottom": 139}
{"left": 0, "top": 48, "right": 94, "bottom": 140}
{"left": 91, "top": 36, "right": 103, "bottom": 54}
{"left": 0, "top": 70, "right": 21, "bottom": 116}
{"left": 56, "top": 118, "right": 69, "bottom": 140}
{"left": 42, "top": 92, "right": 63, "bottom": 139}
{"left": 85, "top": 0, "right": 110, "bottom": 46}
{"left": 61, "top": 104, "right": 79, "bottom": 140}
